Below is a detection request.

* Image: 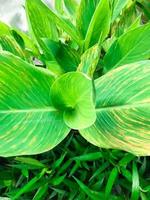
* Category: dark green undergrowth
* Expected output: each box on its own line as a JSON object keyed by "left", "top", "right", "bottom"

{"left": 0, "top": 132, "right": 150, "bottom": 200}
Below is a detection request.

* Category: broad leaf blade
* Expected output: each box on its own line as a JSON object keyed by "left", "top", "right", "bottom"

{"left": 80, "top": 61, "right": 150, "bottom": 156}
{"left": 104, "top": 23, "right": 150, "bottom": 72}
{"left": 51, "top": 72, "right": 96, "bottom": 129}
{"left": 0, "top": 53, "right": 70, "bottom": 157}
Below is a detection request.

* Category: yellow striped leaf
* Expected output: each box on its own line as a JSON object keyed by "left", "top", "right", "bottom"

{"left": 80, "top": 61, "right": 150, "bottom": 156}
{"left": 0, "top": 53, "right": 70, "bottom": 157}
{"left": 77, "top": 44, "right": 100, "bottom": 78}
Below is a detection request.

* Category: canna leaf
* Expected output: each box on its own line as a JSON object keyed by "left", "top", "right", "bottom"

{"left": 64, "top": 0, "right": 79, "bottom": 17}
{"left": 25, "top": 0, "right": 58, "bottom": 49}
{"left": 0, "top": 52, "right": 70, "bottom": 157}
{"left": 104, "top": 23, "right": 150, "bottom": 72}
{"left": 42, "top": 38, "right": 80, "bottom": 72}
{"left": 84, "top": 0, "right": 111, "bottom": 49}
{"left": 76, "top": 0, "right": 99, "bottom": 39}
{"left": 112, "top": 2, "right": 139, "bottom": 38}
{"left": 0, "top": 35, "right": 26, "bottom": 60}
{"left": 55, "top": 0, "right": 64, "bottom": 15}
{"left": 11, "top": 29, "right": 40, "bottom": 57}
{"left": 0, "top": 21, "right": 11, "bottom": 36}
{"left": 51, "top": 72, "right": 96, "bottom": 129}
{"left": 80, "top": 61, "right": 150, "bottom": 156}
{"left": 77, "top": 43, "right": 100, "bottom": 78}
{"left": 0, "top": 21, "right": 39, "bottom": 57}
{"left": 26, "top": 0, "right": 81, "bottom": 46}
{"left": 111, "top": 0, "right": 129, "bottom": 23}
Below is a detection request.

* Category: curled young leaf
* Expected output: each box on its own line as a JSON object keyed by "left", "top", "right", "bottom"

{"left": 51, "top": 72, "right": 96, "bottom": 129}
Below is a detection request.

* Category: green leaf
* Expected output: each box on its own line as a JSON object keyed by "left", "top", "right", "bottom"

{"left": 55, "top": 0, "right": 64, "bottom": 15}
{"left": 0, "top": 21, "right": 11, "bottom": 36}
{"left": 25, "top": 0, "right": 58, "bottom": 48}
{"left": 137, "top": 0, "right": 150, "bottom": 20}
{"left": 11, "top": 29, "right": 40, "bottom": 57}
{"left": 64, "top": 0, "right": 79, "bottom": 16}
{"left": 112, "top": 2, "right": 138, "bottom": 37}
{"left": 0, "top": 36, "right": 26, "bottom": 60}
{"left": 74, "top": 177, "right": 103, "bottom": 200}
{"left": 76, "top": 0, "right": 100, "bottom": 39}
{"left": 51, "top": 72, "right": 96, "bottom": 129}
{"left": 12, "top": 169, "right": 47, "bottom": 200}
{"left": 72, "top": 152, "right": 103, "bottom": 161}
{"left": 42, "top": 39, "right": 80, "bottom": 72}
{"left": 105, "top": 167, "right": 118, "bottom": 200}
{"left": 26, "top": 0, "right": 81, "bottom": 46}
{"left": 80, "top": 61, "right": 150, "bottom": 156}
{"left": 0, "top": 52, "right": 70, "bottom": 157}
{"left": 15, "top": 157, "right": 46, "bottom": 168}
{"left": 0, "top": 21, "right": 39, "bottom": 57}
{"left": 111, "top": 0, "right": 129, "bottom": 23}
{"left": 32, "top": 184, "right": 48, "bottom": 200}
{"left": 77, "top": 44, "right": 100, "bottom": 78}
{"left": 46, "top": 61, "right": 64, "bottom": 77}
{"left": 104, "top": 23, "right": 150, "bottom": 72}
{"left": 84, "top": 0, "right": 111, "bottom": 49}
{"left": 131, "top": 162, "right": 140, "bottom": 200}
{"left": 127, "top": 15, "right": 141, "bottom": 32}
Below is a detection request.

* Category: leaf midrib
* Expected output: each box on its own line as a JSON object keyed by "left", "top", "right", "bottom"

{"left": 96, "top": 102, "right": 150, "bottom": 112}
{"left": 0, "top": 107, "right": 57, "bottom": 114}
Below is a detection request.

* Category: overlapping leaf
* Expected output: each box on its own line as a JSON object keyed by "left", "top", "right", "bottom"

{"left": 0, "top": 21, "right": 39, "bottom": 58}
{"left": 104, "top": 23, "right": 150, "bottom": 72}
{"left": 0, "top": 36, "right": 26, "bottom": 60}
{"left": 42, "top": 39, "right": 80, "bottom": 72}
{"left": 77, "top": 0, "right": 111, "bottom": 49}
{"left": 25, "top": 0, "right": 58, "bottom": 52}
{"left": 76, "top": 0, "right": 100, "bottom": 38}
{"left": 26, "top": 0, "right": 81, "bottom": 46}
{"left": 80, "top": 61, "right": 150, "bottom": 155}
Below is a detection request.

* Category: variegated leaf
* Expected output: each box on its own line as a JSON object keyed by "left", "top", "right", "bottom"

{"left": 80, "top": 61, "right": 150, "bottom": 156}
{"left": 0, "top": 52, "right": 70, "bottom": 157}
{"left": 77, "top": 44, "right": 100, "bottom": 78}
